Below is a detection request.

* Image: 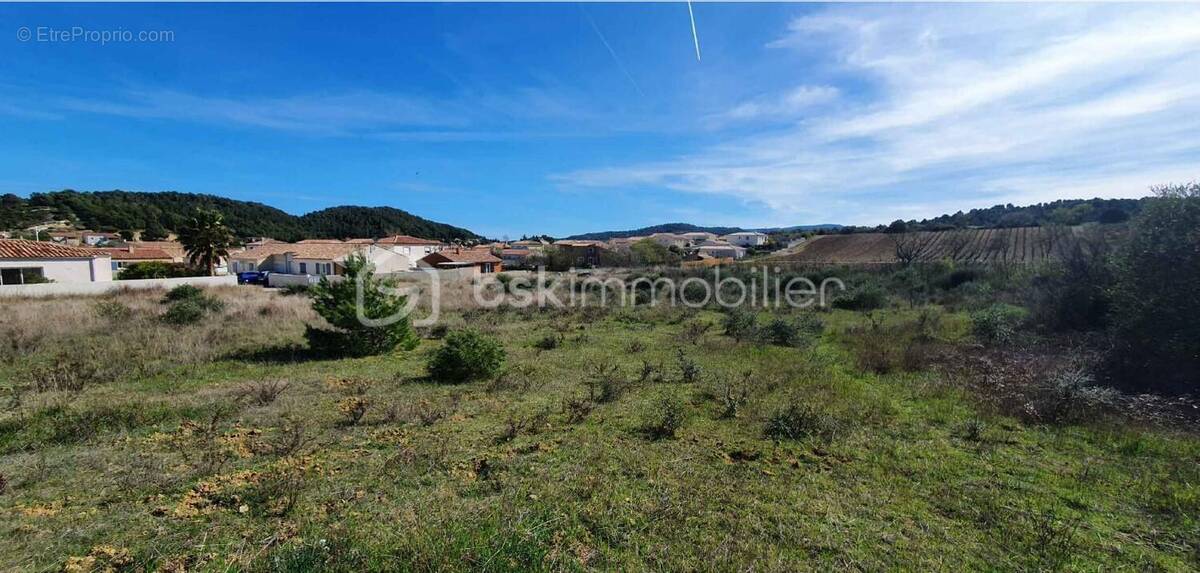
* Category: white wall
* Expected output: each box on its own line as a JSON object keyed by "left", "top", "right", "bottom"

{"left": 367, "top": 246, "right": 413, "bottom": 273}
{"left": 0, "top": 274, "right": 235, "bottom": 297}
{"left": 0, "top": 257, "right": 112, "bottom": 284}
{"left": 723, "top": 234, "right": 768, "bottom": 247}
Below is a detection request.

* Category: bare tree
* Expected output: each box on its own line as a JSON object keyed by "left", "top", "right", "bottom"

{"left": 892, "top": 232, "right": 925, "bottom": 265}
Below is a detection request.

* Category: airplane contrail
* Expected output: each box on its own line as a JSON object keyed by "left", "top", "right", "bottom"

{"left": 687, "top": 0, "right": 701, "bottom": 62}
{"left": 582, "top": 7, "right": 645, "bottom": 98}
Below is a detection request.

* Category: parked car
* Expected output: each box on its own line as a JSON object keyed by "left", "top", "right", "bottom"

{"left": 237, "top": 271, "right": 269, "bottom": 285}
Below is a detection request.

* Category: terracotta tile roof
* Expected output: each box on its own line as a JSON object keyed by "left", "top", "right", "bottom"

{"left": 500, "top": 249, "right": 531, "bottom": 256}
{"left": 296, "top": 239, "right": 345, "bottom": 244}
{"left": 129, "top": 241, "right": 187, "bottom": 259}
{"left": 0, "top": 239, "right": 107, "bottom": 259}
{"left": 230, "top": 242, "right": 364, "bottom": 263}
{"left": 554, "top": 240, "right": 607, "bottom": 248}
{"left": 377, "top": 234, "right": 443, "bottom": 246}
{"left": 425, "top": 249, "right": 501, "bottom": 264}
{"left": 92, "top": 247, "right": 175, "bottom": 261}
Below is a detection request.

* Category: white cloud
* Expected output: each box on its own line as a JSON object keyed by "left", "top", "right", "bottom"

{"left": 723, "top": 85, "right": 839, "bottom": 122}
{"left": 558, "top": 4, "right": 1200, "bottom": 225}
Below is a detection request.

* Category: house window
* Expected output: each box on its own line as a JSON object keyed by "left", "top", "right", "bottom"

{"left": 481, "top": 263, "right": 493, "bottom": 273}
{"left": 299, "top": 262, "right": 307, "bottom": 274}
{"left": 1, "top": 267, "right": 45, "bottom": 285}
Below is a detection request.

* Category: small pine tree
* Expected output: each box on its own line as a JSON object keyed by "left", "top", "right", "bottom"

{"left": 305, "top": 253, "right": 419, "bottom": 357}
{"left": 426, "top": 329, "right": 506, "bottom": 384}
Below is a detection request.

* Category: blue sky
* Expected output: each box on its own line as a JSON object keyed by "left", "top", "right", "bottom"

{"left": 2, "top": 3, "right": 1198, "bottom": 238}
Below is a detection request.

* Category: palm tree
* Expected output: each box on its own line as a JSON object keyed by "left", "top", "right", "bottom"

{"left": 178, "top": 208, "right": 235, "bottom": 276}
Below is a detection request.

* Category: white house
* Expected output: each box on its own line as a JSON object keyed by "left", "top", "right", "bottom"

{"left": 229, "top": 243, "right": 411, "bottom": 276}
{"left": 695, "top": 240, "right": 747, "bottom": 260}
{"left": 680, "top": 231, "right": 718, "bottom": 244}
{"left": 0, "top": 240, "right": 113, "bottom": 284}
{"left": 375, "top": 235, "right": 445, "bottom": 263}
{"left": 720, "top": 232, "right": 769, "bottom": 248}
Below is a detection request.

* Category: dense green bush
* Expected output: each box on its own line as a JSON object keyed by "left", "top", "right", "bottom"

{"left": 1025, "top": 228, "right": 1115, "bottom": 332}
{"left": 159, "top": 285, "right": 224, "bottom": 324}
{"left": 162, "top": 284, "right": 203, "bottom": 303}
{"left": 832, "top": 284, "right": 887, "bottom": 311}
{"left": 1106, "top": 183, "right": 1200, "bottom": 393}
{"left": 161, "top": 299, "right": 208, "bottom": 325}
{"left": 764, "top": 400, "right": 840, "bottom": 442}
{"left": 970, "top": 303, "right": 1027, "bottom": 345}
{"left": 758, "top": 314, "right": 823, "bottom": 347}
{"left": 305, "top": 254, "right": 419, "bottom": 357}
{"left": 118, "top": 262, "right": 199, "bottom": 280}
{"left": 721, "top": 308, "right": 757, "bottom": 342}
{"left": 427, "top": 329, "right": 506, "bottom": 384}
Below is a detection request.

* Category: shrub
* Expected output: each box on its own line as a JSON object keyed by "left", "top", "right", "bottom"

{"left": 305, "top": 254, "right": 420, "bottom": 357}
{"left": 161, "top": 299, "right": 208, "bottom": 325}
{"left": 971, "top": 303, "right": 1027, "bottom": 345}
{"left": 936, "top": 267, "right": 984, "bottom": 290}
{"left": 1024, "top": 368, "right": 1117, "bottom": 425}
{"left": 584, "top": 363, "right": 627, "bottom": 403}
{"left": 118, "top": 262, "right": 197, "bottom": 280}
{"left": 533, "top": 333, "right": 561, "bottom": 350}
{"left": 234, "top": 380, "right": 289, "bottom": 406}
{"left": 427, "top": 329, "right": 506, "bottom": 384}
{"left": 93, "top": 300, "right": 133, "bottom": 322}
{"left": 162, "top": 284, "right": 204, "bottom": 303}
{"left": 679, "top": 319, "right": 711, "bottom": 345}
{"left": 832, "top": 284, "right": 887, "bottom": 311}
{"left": 722, "top": 308, "right": 757, "bottom": 342}
{"left": 764, "top": 400, "right": 840, "bottom": 442}
{"left": 1107, "top": 182, "right": 1200, "bottom": 393}
{"left": 338, "top": 397, "right": 369, "bottom": 426}
{"left": 758, "top": 314, "right": 823, "bottom": 347}
{"left": 562, "top": 395, "right": 595, "bottom": 424}
{"left": 641, "top": 393, "right": 686, "bottom": 440}
{"left": 675, "top": 349, "right": 702, "bottom": 384}
{"left": 718, "top": 372, "right": 751, "bottom": 419}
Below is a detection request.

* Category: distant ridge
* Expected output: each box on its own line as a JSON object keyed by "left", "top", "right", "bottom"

{"left": 563, "top": 222, "right": 842, "bottom": 241}
{"left": 2, "top": 190, "right": 482, "bottom": 242}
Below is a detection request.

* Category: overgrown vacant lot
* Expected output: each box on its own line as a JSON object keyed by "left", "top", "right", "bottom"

{"left": 0, "top": 285, "right": 1197, "bottom": 571}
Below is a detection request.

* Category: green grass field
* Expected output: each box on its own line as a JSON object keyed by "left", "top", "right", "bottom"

{"left": 0, "top": 285, "right": 1196, "bottom": 571}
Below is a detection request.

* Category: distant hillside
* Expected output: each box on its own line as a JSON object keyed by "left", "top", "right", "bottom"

{"left": 838, "top": 197, "right": 1145, "bottom": 235}
{"left": 564, "top": 222, "right": 841, "bottom": 241}
{"left": 2, "top": 190, "right": 481, "bottom": 242}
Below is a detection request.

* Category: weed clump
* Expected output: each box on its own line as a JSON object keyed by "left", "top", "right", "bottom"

{"left": 764, "top": 400, "right": 840, "bottom": 442}
{"left": 641, "top": 393, "right": 687, "bottom": 440}
{"left": 234, "top": 380, "right": 289, "bottom": 407}
{"left": 584, "top": 363, "right": 628, "bottom": 403}
{"left": 675, "top": 349, "right": 702, "bottom": 384}
{"left": 427, "top": 329, "right": 506, "bottom": 384}
{"left": 717, "top": 372, "right": 752, "bottom": 419}
{"left": 93, "top": 300, "right": 133, "bottom": 322}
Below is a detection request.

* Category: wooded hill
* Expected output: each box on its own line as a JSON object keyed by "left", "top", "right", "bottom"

{"left": 0, "top": 190, "right": 481, "bottom": 242}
